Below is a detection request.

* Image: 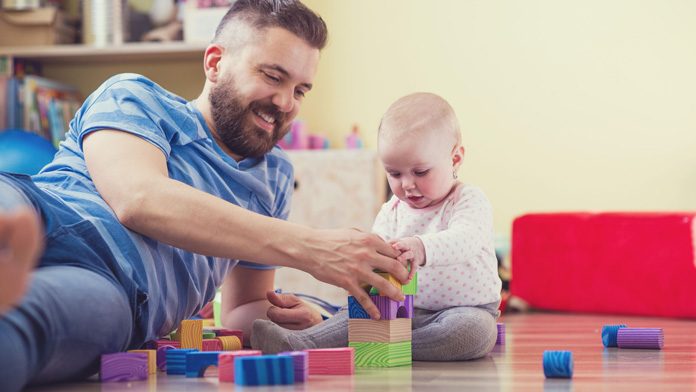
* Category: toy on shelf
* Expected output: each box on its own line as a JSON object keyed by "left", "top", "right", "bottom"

{"left": 345, "top": 124, "right": 363, "bottom": 149}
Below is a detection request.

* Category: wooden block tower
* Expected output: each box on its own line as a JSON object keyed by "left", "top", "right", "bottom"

{"left": 348, "top": 272, "right": 417, "bottom": 367}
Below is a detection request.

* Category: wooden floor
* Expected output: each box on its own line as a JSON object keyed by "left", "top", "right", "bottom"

{"left": 26, "top": 312, "right": 696, "bottom": 391}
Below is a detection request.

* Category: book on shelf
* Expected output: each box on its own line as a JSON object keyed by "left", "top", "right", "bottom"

{"left": 1, "top": 74, "right": 81, "bottom": 147}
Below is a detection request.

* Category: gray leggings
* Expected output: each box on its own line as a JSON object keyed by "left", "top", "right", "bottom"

{"left": 289, "top": 303, "right": 499, "bottom": 361}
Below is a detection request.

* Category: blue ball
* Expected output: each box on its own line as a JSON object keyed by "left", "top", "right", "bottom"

{"left": 0, "top": 129, "right": 57, "bottom": 175}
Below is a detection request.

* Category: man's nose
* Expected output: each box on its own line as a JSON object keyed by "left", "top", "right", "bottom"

{"left": 272, "top": 88, "right": 295, "bottom": 113}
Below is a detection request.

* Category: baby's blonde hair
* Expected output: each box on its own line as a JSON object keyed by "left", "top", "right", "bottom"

{"left": 378, "top": 92, "right": 461, "bottom": 146}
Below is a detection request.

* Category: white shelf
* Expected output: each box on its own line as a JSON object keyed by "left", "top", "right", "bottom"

{"left": 0, "top": 42, "right": 207, "bottom": 63}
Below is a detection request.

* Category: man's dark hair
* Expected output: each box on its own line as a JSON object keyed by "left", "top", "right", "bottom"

{"left": 213, "top": 0, "right": 328, "bottom": 50}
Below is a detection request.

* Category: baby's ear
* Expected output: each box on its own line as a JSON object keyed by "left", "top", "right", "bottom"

{"left": 452, "top": 145, "right": 465, "bottom": 167}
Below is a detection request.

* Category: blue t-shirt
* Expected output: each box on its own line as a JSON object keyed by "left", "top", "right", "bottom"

{"left": 31, "top": 73, "right": 294, "bottom": 341}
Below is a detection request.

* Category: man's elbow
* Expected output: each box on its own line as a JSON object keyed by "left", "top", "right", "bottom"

{"left": 112, "top": 190, "right": 149, "bottom": 230}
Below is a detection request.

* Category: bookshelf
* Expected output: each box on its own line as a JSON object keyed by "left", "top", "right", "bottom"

{"left": 0, "top": 41, "right": 207, "bottom": 100}
{"left": 0, "top": 42, "right": 206, "bottom": 64}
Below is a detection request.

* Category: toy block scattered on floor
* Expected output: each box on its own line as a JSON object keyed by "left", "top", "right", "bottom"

{"left": 278, "top": 351, "right": 309, "bottom": 383}
{"left": 305, "top": 347, "right": 355, "bottom": 375}
{"left": 349, "top": 341, "right": 412, "bottom": 367}
{"left": 165, "top": 348, "right": 198, "bottom": 375}
{"left": 202, "top": 332, "right": 216, "bottom": 339}
{"left": 156, "top": 345, "right": 177, "bottom": 372}
{"left": 217, "top": 335, "right": 242, "bottom": 351}
{"left": 234, "top": 355, "right": 294, "bottom": 386}
{"left": 349, "top": 318, "right": 412, "bottom": 343}
{"left": 101, "top": 352, "right": 149, "bottom": 382}
{"left": 218, "top": 350, "right": 262, "bottom": 382}
{"left": 206, "top": 327, "right": 244, "bottom": 341}
{"left": 202, "top": 338, "right": 222, "bottom": 351}
{"left": 127, "top": 349, "right": 156, "bottom": 375}
{"left": 348, "top": 295, "right": 414, "bottom": 320}
{"left": 180, "top": 319, "right": 203, "bottom": 350}
{"left": 496, "top": 323, "right": 505, "bottom": 345}
{"left": 543, "top": 350, "right": 573, "bottom": 378}
{"left": 186, "top": 351, "right": 222, "bottom": 378}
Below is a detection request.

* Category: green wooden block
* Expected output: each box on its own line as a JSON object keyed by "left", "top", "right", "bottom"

{"left": 202, "top": 332, "right": 216, "bottom": 339}
{"left": 349, "top": 341, "right": 412, "bottom": 367}
{"left": 369, "top": 272, "right": 418, "bottom": 295}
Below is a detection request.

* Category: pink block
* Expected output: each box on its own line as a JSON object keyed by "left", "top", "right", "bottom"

{"left": 202, "top": 339, "right": 222, "bottom": 351}
{"left": 218, "top": 350, "right": 262, "bottom": 382}
{"left": 305, "top": 347, "right": 355, "bottom": 375}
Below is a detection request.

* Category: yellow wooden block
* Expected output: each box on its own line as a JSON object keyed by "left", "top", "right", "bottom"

{"left": 128, "top": 349, "right": 157, "bottom": 374}
{"left": 378, "top": 272, "right": 402, "bottom": 291}
{"left": 180, "top": 319, "right": 203, "bottom": 350}
{"left": 349, "top": 318, "right": 412, "bottom": 343}
{"left": 217, "top": 335, "right": 242, "bottom": 351}
{"left": 201, "top": 318, "right": 216, "bottom": 327}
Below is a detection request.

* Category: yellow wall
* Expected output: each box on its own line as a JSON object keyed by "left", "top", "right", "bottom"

{"left": 301, "top": 0, "right": 696, "bottom": 235}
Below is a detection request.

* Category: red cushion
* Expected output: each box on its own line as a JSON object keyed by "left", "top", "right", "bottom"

{"left": 511, "top": 212, "right": 696, "bottom": 318}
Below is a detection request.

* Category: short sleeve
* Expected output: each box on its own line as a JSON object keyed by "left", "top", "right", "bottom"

{"left": 76, "top": 76, "right": 172, "bottom": 158}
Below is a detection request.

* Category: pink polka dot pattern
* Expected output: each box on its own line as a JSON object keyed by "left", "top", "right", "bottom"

{"left": 372, "top": 184, "right": 502, "bottom": 310}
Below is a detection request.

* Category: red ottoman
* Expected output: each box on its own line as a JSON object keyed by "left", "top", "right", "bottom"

{"left": 511, "top": 212, "right": 696, "bottom": 318}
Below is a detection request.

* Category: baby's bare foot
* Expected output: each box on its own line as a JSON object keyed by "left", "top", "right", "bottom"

{"left": 0, "top": 208, "right": 43, "bottom": 315}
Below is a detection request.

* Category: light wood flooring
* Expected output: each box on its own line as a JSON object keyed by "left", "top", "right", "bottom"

{"left": 26, "top": 312, "right": 696, "bottom": 391}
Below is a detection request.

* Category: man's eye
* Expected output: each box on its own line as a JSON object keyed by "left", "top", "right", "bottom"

{"left": 295, "top": 89, "right": 306, "bottom": 99}
{"left": 265, "top": 73, "right": 280, "bottom": 82}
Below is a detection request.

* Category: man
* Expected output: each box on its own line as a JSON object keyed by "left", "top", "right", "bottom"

{"left": 0, "top": 1, "right": 407, "bottom": 390}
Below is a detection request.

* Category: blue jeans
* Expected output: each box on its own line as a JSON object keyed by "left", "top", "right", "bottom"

{"left": 0, "top": 177, "right": 134, "bottom": 392}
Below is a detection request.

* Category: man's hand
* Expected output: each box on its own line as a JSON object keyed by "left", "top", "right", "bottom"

{"left": 302, "top": 228, "right": 408, "bottom": 320}
{"left": 265, "top": 290, "right": 322, "bottom": 330}
{"left": 391, "top": 236, "right": 426, "bottom": 282}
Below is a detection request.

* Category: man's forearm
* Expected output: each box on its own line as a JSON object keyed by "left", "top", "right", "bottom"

{"left": 117, "top": 176, "right": 308, "bottom": 269}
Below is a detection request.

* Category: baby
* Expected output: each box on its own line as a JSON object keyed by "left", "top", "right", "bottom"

{"left": 252, "top": 92, "right": 502, "bottom": 360}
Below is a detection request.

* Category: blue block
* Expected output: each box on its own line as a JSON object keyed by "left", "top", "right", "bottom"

{"left": 348, "top": 296, "right": 370, "bottom": 319}
{"left": 601, "top": 324, "right": 627, "bottom": 347}
{"left": 234, "top": 355, "right": 294, "bottom": 386}
{"left": 543, "top": 350, "right": 573, "bottom": 379}
{"left": 186, "top": 351, "right": 223, "bottom": 378}
{"left": 166, "top": 349, "right": 198, "bottom": 375}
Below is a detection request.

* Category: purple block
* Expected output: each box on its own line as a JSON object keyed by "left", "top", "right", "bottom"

{"left": 617, "top": 328, "right": 664, "bottom": 349}
{"left": 278, "top": 351, "right": 308, "bottom": 382}
{"left": 496, "top": 323, "right": 505, "bottom": 345}
{"left": 371, "top": 295, "right": 414, "bottom": 320}
{"left": 156, "top": 344, "right": 178, "bottom": 371}
{"left": 101, "top": 353, "right": 148, "bottom": 382}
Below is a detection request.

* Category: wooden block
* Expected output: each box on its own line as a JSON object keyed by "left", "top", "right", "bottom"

{"left": 202, "top": 339, "right": 222, "bottom": 351}
{"left": 217, "top": 335, "right": 242, "bottom": 351}
{"left": 305, "top": 347, "right": 355, "bottom": 375}
{"left": 369, "top": 272, "right": 403, "bottom": 295}
{"left": 402, "top": 272, "right": 418, "bottom": 295}
{"left": 205, "top": 327, "right": 244, "bottom": 342}
{"left": 350, "top": 295, "right": 414, "bottom": 320}
{"left": 180, "top": 319, "right": 203, "bottom": 350}
{"left": 234, "top": 355, "right": 294, "bottom": 386}
{"left": 278, "top": 351, "right": 309, "bottom": 382}
{"left": 100, "top": 352, "right": 148, "bottom": 382}
{"left": 349, "top": 341, "right": 412, "bottom": 367}
{"left": 218, "top": 350, "right": 262, "bottom": 383}
{"left": 165, "top": 349, "right": 198, "bottom": 375}
{"left": 185, "top": 351, "right": 222, "bottom": 378}
{"left": 349, "top": 318, "right": 412, "bottom": 343}
{"left": 348, "top": 296, "right": 370, "bottom": 319}
{"left": 127, "top": 349, "right": 156, "bottom": 375}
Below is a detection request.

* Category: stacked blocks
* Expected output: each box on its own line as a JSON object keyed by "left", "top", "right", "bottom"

{"left": 234, "top": 355, "right": 294, "bottom": 386}
{"left": 348, "top": 272, "right": 416, "bottom": 367}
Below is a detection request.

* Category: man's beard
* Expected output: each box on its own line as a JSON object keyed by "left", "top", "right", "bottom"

{"left": 209, "top": 78, "right": 288, "bottom": 158}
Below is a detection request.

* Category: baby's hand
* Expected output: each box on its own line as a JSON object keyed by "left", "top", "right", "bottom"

{"left": 390, "top": 237, "right": 425, "bottom": 282}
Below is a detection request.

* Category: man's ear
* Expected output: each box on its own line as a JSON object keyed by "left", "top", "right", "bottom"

{"left": 203, "top": 44, "right": 225, "bottom": 83}
{"left": 452, "top": 144, "right": 465, "bottom": 169}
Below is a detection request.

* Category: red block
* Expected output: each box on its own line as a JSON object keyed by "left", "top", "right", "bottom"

{"left": 305, "top": 347, "right": 355, "bottom": 375}
{"left": 511, "top": 212, "right": 696, "bottom": 318}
